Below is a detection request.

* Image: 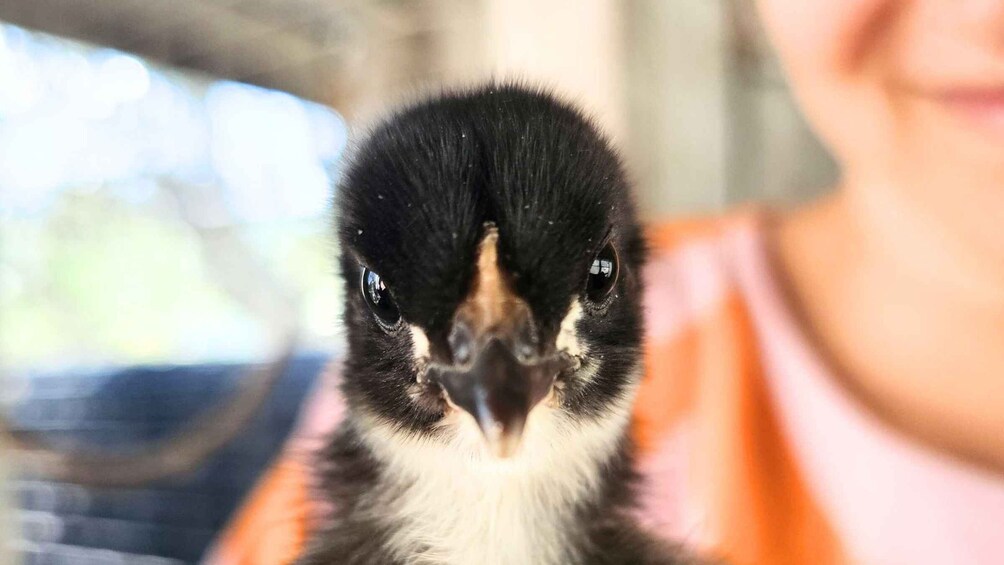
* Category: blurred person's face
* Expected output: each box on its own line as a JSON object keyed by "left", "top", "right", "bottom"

{"left": 757, "top": 1, "right": 1004, "bottom": 205}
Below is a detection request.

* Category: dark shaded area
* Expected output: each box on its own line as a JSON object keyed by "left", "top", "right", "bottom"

{"left": 6, "top": 352, "right": 330, "bottom": 564}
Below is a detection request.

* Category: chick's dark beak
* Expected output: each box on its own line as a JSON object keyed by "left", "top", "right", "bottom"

{"left": 432, "top": 338, "right": 565, "bottom": 458}
{"left": 428, "top": 225, "right": 568, "bottom": 458}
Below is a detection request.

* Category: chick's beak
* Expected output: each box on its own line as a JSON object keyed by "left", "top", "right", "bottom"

{"left": 432, "top": 225, "right": 573, "bottom": 458}
{"left": 432, "top": 338, "right": 567, "bottom": 458}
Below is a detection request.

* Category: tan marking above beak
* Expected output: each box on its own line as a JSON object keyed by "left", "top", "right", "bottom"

{"left": 458, "top": 226, "right": 525, "bottom": 337}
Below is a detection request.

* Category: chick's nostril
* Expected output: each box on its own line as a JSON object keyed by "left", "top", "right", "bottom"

{"left": 511, "top": 307, "right": 539, "bottom": 363}
{"left": 515, "top": 342, "right": 536, "bottom": 363}
{"left": 448, "top": 319, "right": 474, "bottom": 364}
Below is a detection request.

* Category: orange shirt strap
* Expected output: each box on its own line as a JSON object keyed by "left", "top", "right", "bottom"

{"left": 205, "top": 456, "right": 314, "bottom": 565}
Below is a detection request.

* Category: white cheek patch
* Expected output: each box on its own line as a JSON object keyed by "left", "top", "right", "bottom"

{"left": 409, "top": 324, "right": 430, "bottom": 361}
{"left": 555, "top": 299, "right": 585, "bottom": 358}
{"left": 409, "top": 324, "right": 431, "bottom": 385}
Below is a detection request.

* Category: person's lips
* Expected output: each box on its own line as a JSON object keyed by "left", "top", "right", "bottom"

{"left": 937, "top": 88, "right": 1004, "bottom": 138}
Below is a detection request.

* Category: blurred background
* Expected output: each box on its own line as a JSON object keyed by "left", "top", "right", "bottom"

{"left": 0, "top": 1, "right": 837, "bottom": 563}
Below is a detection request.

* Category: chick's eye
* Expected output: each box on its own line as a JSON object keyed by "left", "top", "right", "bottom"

{"left": 585, "top": 242, "right": 619, "bottom": 303}
{"left": 361, "top": 267, "right": 401, "bottom": 327}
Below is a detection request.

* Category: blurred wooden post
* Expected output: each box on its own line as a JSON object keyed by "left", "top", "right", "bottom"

{"left": 479, "top": 0, "right": 626, "bottom": 143}
{"left": 623, "top": 0, "right": 729, "bottom": 219}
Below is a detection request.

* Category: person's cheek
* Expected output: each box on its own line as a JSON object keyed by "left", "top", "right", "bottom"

{"left": 756, "top": 0, "right": 904, "bottom": 172}
{"left": 756, "top": 0, "right": 898, "bottom": 75}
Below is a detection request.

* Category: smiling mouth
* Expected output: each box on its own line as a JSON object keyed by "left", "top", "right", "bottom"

{"left": 929, "top": 87, "right": 1004, "bottom": 138}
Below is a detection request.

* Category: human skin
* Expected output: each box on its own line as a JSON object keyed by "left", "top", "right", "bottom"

{"left": 757, "top": 0, "right": 1004, "bottom": 472}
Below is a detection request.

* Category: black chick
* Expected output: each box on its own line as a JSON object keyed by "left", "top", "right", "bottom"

{"left": 299, "top": 84, "right": 681, "bottom": 565}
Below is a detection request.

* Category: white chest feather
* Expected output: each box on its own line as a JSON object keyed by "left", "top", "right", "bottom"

{"left": 357, "top": 392, "right": 634, "bottom": 565}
